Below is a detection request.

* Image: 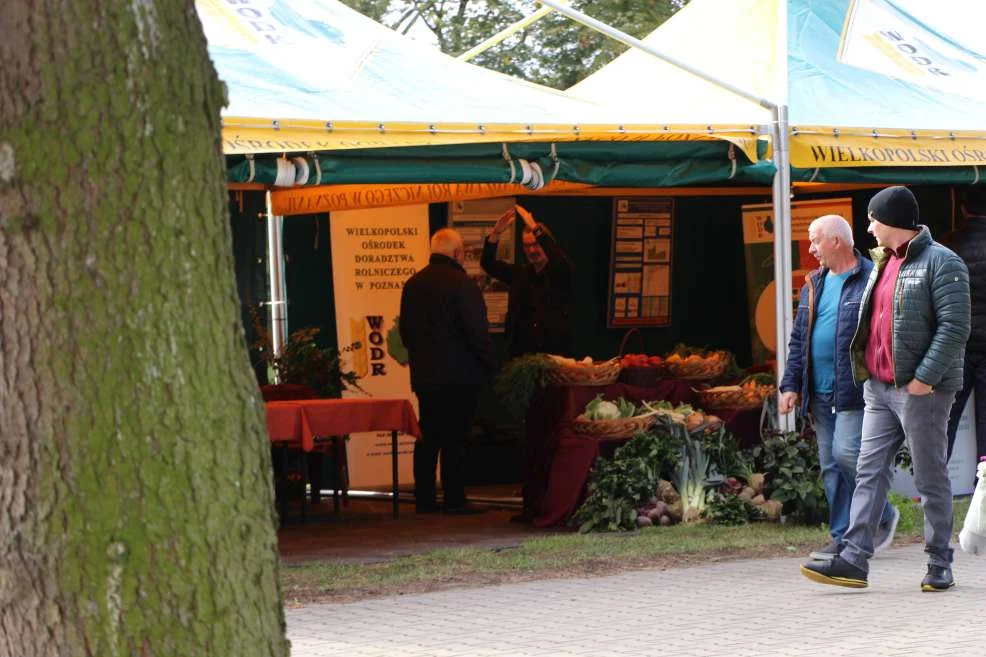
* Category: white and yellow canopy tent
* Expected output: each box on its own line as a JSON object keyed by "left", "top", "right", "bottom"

{"left": 199, "top": 0, "right": 789, "bottom": 366}
{"left": 569, "top": 0, "right": 986, "bottom": 179}
{"left": 201, "top": 0, "right": 773, "bottom": 202}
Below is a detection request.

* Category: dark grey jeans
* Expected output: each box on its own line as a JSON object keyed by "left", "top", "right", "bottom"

{"left": 841, "top": 380, "right": 956, "bottom": 573}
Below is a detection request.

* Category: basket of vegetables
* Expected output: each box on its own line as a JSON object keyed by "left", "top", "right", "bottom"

{"left": 693, "top": 374, "right": 776, "bottom": 410}
{"left": 569, "top": 395, "right": 657, "bottom": 439}
{"left": 659, "top": 345, "right": 732, "bottom": 381}
{"left": 544, "top": 355, "right": 621, "bottom": 387}
{"left": 616, "top": 328, "right": 668, "bottom": 387}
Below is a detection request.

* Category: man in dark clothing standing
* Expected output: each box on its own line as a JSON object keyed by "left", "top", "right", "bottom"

{"left": 400, "top": 228, "right": 497, "bottom": 514}
{"left": 941, "top": 187, "right": 986, "bottom": 469}
{"left": 481, "top": 205, "right": 574, "bottom": 358}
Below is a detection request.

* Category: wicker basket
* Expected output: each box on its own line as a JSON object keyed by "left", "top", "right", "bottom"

{"left": 660, "top": 352, "right": 731, "bottom": 381}
{"left": 544, "top": 358, "right": 621, "bottom": 387}
{"left": 617, "top": 329, "right": 667, "bottom": 387}
{"left": 569, "top": 413, "right": 657, "bottom": 439}
{"left": 693, "top": 384, "right": 774, "bottom": 410}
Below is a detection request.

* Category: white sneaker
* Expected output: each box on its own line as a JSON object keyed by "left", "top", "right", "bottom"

{"left": 873, "top": 505, "right": 900, "bottom": 555}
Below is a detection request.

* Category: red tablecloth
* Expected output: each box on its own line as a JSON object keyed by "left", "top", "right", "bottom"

{"left": 523, "top": 382, "right": 763, "bottom": 527}
{"left": 264, "top": 398, "right": 421, "bottom": 451}
{"left": 265, "top": 401, "right": 305, "bottom": 444}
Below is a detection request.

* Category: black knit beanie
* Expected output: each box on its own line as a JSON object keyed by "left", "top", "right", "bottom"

{"left": 868, "top": 186, "right": 919, "bottom": 229}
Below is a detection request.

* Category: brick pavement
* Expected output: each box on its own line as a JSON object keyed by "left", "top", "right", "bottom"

{"left": 286, "top": 544, "right": 985, "bottom": 657}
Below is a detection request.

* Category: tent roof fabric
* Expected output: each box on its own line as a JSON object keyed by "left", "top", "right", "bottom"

{"left": 788, "top": 0, "right": 986, "bottom": 131}
{"left": 569, "top": 0, "right": 782, "bottom": 127}
{"left": 198, "top": 0, "right": 757, "bottom": 155}
{"left": 570, "top": 0, "right": 986, "bottom": 168}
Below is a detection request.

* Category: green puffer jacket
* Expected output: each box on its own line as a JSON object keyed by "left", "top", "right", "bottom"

{"left": 851, "top": 226, "right": 971, "bottom": 391}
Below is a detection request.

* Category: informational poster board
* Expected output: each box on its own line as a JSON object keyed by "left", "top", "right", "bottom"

{"left": 449, "top": 197, "right": 516, "bottom": 333}
{"left": 742, "top": 198, "right": 853, "bottom": 363}
{"left": 330, "top": 205, "right": 431, "bottom": 489}
{"left": 608, "top": 198, "right": 674, "bottom": 327}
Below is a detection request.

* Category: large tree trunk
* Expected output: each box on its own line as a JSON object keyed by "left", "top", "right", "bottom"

{"left": 0, "top": 2, "right": 288, "bottom": 655}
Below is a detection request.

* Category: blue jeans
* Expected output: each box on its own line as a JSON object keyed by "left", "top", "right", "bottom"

{"left": 810, "top": 392, "right": 895, "bottom": 542}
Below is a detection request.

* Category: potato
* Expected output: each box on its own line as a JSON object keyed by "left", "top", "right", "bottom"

{"left": 659, "top": 515, "right": 672, "bottom": 526}
{"left": 652, "top": 501, "right": 669, "bottom": 518}
{"left": 752, "top": 494, "right": 765, "bottom": 506}
{"left": 738, "top": 487, "right": 755, "bottom": 502}
{"left": 637, "top": 515, "right": 653, "bottom": 528}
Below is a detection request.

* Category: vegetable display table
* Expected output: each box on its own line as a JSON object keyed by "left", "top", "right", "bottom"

{"left": 264, "top": 398, "right": 421, "bottom": 518}
{"left": 521, "top": 382, "right": 762, "bottom": 527}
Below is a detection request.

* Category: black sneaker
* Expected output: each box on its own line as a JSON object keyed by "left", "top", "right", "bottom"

{"left": 808, "top": 540, "right": 842, "bottom": 561}
{"left": 800, "top": 556, "right": 868, "bottom": 588}
{"left": 920, "top": 565, "right": 955, "bottom": 592}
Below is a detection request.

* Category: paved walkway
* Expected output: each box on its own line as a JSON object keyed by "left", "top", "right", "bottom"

{"left": 287, "top": 544, "right": 985, "bottom": 657}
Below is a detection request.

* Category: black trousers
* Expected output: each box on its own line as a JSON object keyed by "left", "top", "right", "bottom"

{"left": 946, "top": 352, "right": 986, "bottom": 479}
{"left": 413, "top": 385, "right": 480, "bottom": 508}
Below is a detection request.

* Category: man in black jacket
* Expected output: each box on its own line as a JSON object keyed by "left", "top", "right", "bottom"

{"left": 400, "top": 228, "right": 496, "bottom": 514}
{"left": 942, "top": 187, "right": 986, "bottom": 468}
{"left": 481, "top": 205, "right": 574, "bottom": 358}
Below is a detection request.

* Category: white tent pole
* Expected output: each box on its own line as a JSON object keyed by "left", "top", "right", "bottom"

{"left": 457, "top": 4, "right": 560, "bottom": 61}
{"left": 532, "top": 0, "right": 776, "bottom": 110}
{"left": 770, "top": 106, "right": 794, "bottom": 433}
{"left": 265, "top": 191, "right": 288, "bottom": 377}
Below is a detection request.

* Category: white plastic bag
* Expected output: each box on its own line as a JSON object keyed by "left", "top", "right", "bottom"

{"left": 959, "top": 459, "right": 986, "bottom": 555}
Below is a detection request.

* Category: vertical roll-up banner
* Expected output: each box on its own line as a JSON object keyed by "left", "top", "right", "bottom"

{"left": 330, "top": 205, "right": 431, "bottom": 489}
{"left": 742, "top": 198, "right": 853, "bottom": 364}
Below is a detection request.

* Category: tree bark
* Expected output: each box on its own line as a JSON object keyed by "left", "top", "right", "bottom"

{"left": 0, "top": 2, "right": 288, "bottom": 655}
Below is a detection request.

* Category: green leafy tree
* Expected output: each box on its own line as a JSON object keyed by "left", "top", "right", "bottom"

{"left": 343, "top": 0, "right": 684, "bottom": 89}
{"left": 0, "top": 1, "right": 287, "bottom": 654}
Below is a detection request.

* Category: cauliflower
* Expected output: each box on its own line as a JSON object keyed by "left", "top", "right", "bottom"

{"left": 584, "top": 393, "right": 624, "bottom": 420}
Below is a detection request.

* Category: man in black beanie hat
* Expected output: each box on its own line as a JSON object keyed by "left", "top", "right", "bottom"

{"left": 801, "top": 185, "right": 971, "bottom": 592}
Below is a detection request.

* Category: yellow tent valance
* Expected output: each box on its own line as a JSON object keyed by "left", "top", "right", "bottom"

{"left": 221, "top": 118, "right": 761, "bottom": 162}
{"left": 789, "top": 127, "right": 986, "bottom": 168}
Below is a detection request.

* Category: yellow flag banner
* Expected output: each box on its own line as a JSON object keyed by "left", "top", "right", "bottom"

{"left": 271, "top": 180, "right": 593, "bottom": 216}
{"left": 790, "top": 129, "right": 986, "bottom": 168}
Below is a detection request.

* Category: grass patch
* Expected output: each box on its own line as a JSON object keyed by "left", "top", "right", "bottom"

{"left": 280, "top": 522, "right": 829, "bottom": 604}
{"left": 280, "top": 496, "right": 973, "bottom": 605}
{"left": 888, "top": 491, "right": 970, "bottom": 535}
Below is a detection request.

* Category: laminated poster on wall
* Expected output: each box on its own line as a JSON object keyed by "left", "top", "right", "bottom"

{"left": 607, "top": 197, "right": 674, "bottom": 328}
